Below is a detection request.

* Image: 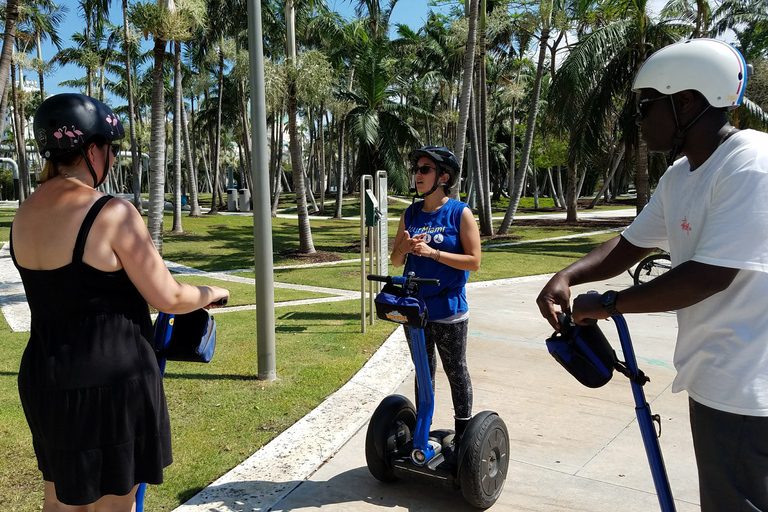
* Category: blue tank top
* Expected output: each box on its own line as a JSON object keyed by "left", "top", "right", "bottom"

{"left": 403, "top": 198, "right": 470, "bottom": 321}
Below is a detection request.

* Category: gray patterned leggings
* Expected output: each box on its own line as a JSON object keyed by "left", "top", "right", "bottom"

{"left": 404, "top": 319, "right": 473, "bottom": 419}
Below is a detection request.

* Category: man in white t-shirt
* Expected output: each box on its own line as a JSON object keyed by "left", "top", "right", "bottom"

{"left": 537, "top": 38, "right": 768, "bottom": 511}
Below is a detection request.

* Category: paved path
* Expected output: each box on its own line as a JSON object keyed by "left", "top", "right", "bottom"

{"left": 173, "top": 273, "right": 698, "bottom": 512}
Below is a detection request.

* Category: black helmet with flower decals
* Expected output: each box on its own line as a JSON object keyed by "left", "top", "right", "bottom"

{"left": 33, "top": 93, "right": 124, "bottom": 159}
{"left": 33, "top": 93, "right": 125, "bottom": 187}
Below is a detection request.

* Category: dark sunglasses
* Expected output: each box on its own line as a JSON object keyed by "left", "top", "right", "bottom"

{"left": 110, "top": 143, "right": 120, "bottom": 157}
{"left": 412, "top": 165, "right": 436, "bottom": 175}
{"left": 637, "top": 96, "right": 668, "bottom": 118}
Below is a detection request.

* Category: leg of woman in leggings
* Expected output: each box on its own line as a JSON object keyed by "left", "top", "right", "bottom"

{"left": 431, "top": 320, "right": 472, "bottom": 440}
{"left": 405, "top": 321, "right": 473, "bottom": 439}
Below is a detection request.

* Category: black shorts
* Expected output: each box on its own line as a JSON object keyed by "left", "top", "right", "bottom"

{"left": 689, "top": 398, "right": 768, "bottom": 512}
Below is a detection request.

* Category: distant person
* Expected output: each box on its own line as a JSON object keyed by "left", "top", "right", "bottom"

{"left": 390, "top": 145, "right": 482, "bottom": 442}
{"left": 536, "top": 39, "right": 768, "bottom": 511}
{"left": 12, "top": 93, "right": 228, "bottom": 511}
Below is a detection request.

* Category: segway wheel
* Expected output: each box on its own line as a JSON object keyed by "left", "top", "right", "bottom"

{"left": 460, "top": 413, "right": 509, "bottom": 509}
{"left": 365, "top": 394, "right": 417, "bottom": 482}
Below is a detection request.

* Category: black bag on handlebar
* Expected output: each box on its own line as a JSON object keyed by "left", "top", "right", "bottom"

{"left": 374, "top": 283, "right": 428, "bottom": 328}
{"left": 546, "top": 319, "right": 617, "bottom": 388}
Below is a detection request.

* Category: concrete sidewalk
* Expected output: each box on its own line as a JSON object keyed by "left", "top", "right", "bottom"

{"left": 176, "top": 272, "right": 699, "bottom": 512}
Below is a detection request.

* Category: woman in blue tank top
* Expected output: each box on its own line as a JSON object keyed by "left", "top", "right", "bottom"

{"left": 390, "top": 145, "right": 482, "bottom": 443}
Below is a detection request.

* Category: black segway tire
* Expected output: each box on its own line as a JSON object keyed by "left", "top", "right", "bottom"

{"left": 459, "top": 413, "right": 509, "bottom": 509}
{"left": 365, "top": 394, "right": 417, "bottom": 482}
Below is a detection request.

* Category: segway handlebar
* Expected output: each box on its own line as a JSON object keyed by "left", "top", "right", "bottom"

{"left": 210, "top": 298, "right": 228, "bottom": 307}
{"left": 367, "top": 273, "right": 440, "bottom": 287}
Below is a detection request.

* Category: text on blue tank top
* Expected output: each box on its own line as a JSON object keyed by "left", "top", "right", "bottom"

{"left": 404, "top": 199, "right": 469, "bottom": 320}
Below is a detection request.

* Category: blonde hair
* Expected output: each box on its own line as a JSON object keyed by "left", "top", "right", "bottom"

{"left": 39, "top": 160, "right": 59, "bottom": 183}
{"left": 37, "top": 147, "right": 89, "bottom": 184}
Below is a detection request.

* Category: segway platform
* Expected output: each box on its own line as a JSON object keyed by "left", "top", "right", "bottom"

{"left": 366, "top": 273, "right": 509, "bottom": 509}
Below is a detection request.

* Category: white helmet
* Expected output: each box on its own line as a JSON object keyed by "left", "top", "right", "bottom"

{"left": 633, "top": 38, "right": 747, "bottom": 110}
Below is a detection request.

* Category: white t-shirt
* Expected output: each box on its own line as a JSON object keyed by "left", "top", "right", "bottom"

{"left": 623, "top": 129, "right": 768, "bottom": 416}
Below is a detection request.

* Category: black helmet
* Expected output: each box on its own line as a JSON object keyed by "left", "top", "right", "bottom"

{"left": 33, "top": 93, "right": 124, "bottom": 159}
{"left": 408, "top": 145, "right": 459, "bottom": 178}
{"left": 408, "top": 145, "right": 459, "bottom": 198}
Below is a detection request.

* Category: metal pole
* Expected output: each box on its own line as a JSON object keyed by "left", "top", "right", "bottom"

{"left": 369, "top": 222, "right": 375, "bottom": 325}
{"left": 247, "top": 0, "right": 276, "bottom": 381}
{"left": 360, "top": 175, "right": 371, "bottom": 333}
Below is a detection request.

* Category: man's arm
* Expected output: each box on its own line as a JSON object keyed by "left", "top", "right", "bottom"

{"left": 571, "top": 260, "right": 739, "bottom": 324}
{"left": 536, "top": 235, "right": 652, "bottom": 330}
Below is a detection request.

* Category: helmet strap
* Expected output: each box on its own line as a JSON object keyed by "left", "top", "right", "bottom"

{"left": 412, "top": 169, "right": 446, "bottom": 199}
{"left": 97, "top": 150, "right": 109, "bottom": 188}
{"left": 667, "top": 97, "right": 710, "bottom": 167}
{"left": 80, "top": 146, "right": 100, "bottom": 189}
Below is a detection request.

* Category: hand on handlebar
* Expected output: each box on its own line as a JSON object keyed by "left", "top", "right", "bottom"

{"left": 571, "top": 292, "right": 610, "bottom": 325}
{"left": 204, "top": 286, "right": 229, "bottom": 309}
{"left": 536, "top": 275, "right": 572, "bottom": 331}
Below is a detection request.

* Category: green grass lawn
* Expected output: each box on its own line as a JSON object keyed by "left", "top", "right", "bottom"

{"left": 0, "top": 198, "right": 631, "bottom": 511}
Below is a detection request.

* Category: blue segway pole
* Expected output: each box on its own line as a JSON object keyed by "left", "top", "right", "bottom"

{"left": 613, "top": 315, "right": 676, "bottom": 512}
{"left": 136, "top": 312, "right": 175, "bottom": 512}
{"left": 409, "top": 325, "right": 436, "bottom": 465}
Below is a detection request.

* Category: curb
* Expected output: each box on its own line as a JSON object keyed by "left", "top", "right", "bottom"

{"left": 172, "top": 327, "right": 412, "bottom": 512}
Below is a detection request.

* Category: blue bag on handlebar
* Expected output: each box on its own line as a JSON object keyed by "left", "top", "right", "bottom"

{"left": 154, "top": 308, "right": 217, "bottom": 363}
{"left": 374, "top": 282, "right": 428, "bottom": 328}
{"left": 546, "top": 319, "right": 617, "bottom": 388}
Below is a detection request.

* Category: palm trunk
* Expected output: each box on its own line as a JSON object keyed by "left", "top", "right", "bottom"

{"left": 588, "top": 145, "right": 624, "bottom": 209}
{"left": 182, "top": 100, "right": 201, "bottom": 216}
{"left": 148, "top": 37, "right": 168, "bottom": 253}
{"left": 452, "top": 0, "right": 479, "bottom": 199}
{"left": 0, "top": 0, "right": 19, "bottom": 141}
{"left": 122, "top": 0, "right": 143, "bottom": 214}
{"left": 171, "top": 41, "right": 183, "bottom": 233}
{"left": 318, "top": 102, "right": 326, "bottom": 214}
{"left": 288, "top": 80, "right": 315, "bottom": 253}
{"left": 565, "top": 160, "right": 578, "bottom": 221}
{"left": 498, "top": 24, "right": 550, "bottom": 234}
{"left": 11, "top": 63, "right": 27, "bottom": 202}
{"left": 238, "top": 77, "right": 253, "bottom": 195}
{"left": 0, "top": 0, "right": 18, "bottom": 104}
{"left": 334, "top": 117, "right": 345, "bottom": 219}
{"left": 208, "top": 48, "right": 225, "bottom": 214}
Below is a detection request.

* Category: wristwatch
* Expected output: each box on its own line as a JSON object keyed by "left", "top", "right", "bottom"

{"left": 600, "top": 290, "right": 621, "bottom": 316}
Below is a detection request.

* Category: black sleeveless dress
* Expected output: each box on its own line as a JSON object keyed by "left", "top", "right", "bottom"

{"left": 12, "top": 195, "right": 172, "bottom": 505}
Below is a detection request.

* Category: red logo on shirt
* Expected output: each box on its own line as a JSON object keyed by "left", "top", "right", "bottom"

{"left": 681, "top": 217, "right": 692, "bottom": 235}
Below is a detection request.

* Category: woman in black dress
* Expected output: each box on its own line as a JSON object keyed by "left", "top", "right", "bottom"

{"left": 11, "top": 94, "right": 229, "bottom": 511}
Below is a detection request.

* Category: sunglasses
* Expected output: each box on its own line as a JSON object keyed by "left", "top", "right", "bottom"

{"left": 412, "top": 165, "right": 436, "bottom": 175}
{"left": 637, "top": 96, "right": 668, "bottom": 118}
{"left": 110, "top": 143, "right": 120, "bottom": 157}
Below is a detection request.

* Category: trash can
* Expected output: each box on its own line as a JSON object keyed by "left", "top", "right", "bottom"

{"left": 227, "top": 189, "right": 239, "bottom": 212}
{"left": 238, "top": 189, "right": 251, "bottom": 212}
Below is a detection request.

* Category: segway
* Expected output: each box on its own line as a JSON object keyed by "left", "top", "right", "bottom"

{"left": 366, "top": 273, "right": 509, "bottom": 509}
{"left": 546, "top": 312, "right": 676, "bottom": 512}
{"left": 136, "top": 298, "right": 226, "bottom": 512}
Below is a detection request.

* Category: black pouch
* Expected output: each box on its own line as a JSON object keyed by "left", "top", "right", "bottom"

{"left": 154, "top": 308, "right": 217, "bottom": 363}
{"left": 374, "top": 282, "right": 428, "bottom": 328}
{"left": 546, "top": 316, "right": 617, "bottom": 388}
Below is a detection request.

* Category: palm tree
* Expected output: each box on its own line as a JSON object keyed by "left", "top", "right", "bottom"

{"left": 453, "top": 0, "right": 479, "bottom": 200}
{"left": 498, "top": 0, "right": 553, "bottom": 231}
{"left": 18, "top": 0, "right": 66, "bottom": 101}
{"left": 339, "top": 30, "right": 424, "bottom": 194}
{"left": 77, "top": 0, "right": 110, "bottom": 97}
{"left": 130, "top": 0, "right": 205, "bottom": 252}
{"left": 547, "top": 0, "right": 681, "bottom": 218}
{"left": 120, "top": 0, "right": 143, "bottom": 213}
{"left": 0, "top": 0, "right": 21, "bottom": 149}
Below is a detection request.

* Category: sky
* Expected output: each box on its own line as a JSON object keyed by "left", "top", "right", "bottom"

{"left": 39, "top": 0, "right": 453, "bottom": 100}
